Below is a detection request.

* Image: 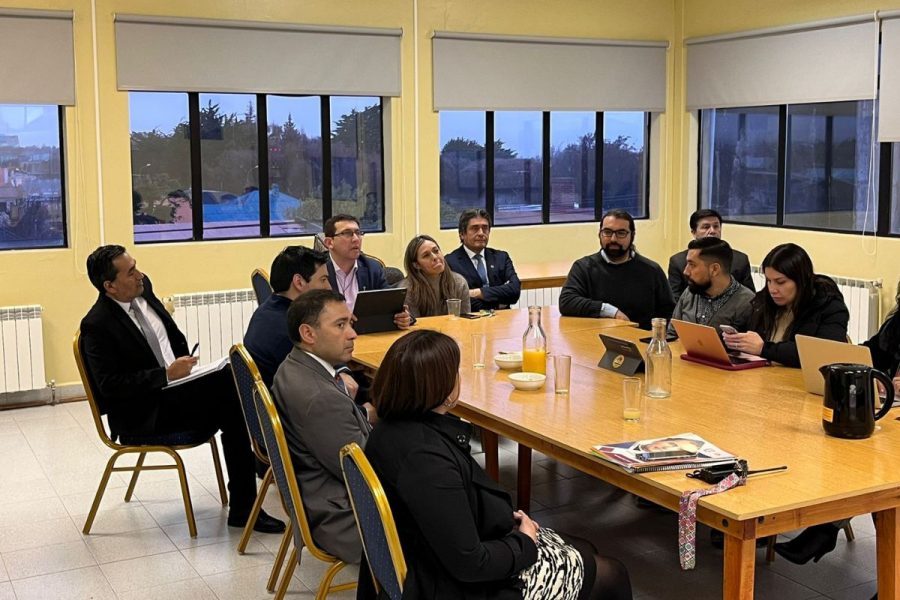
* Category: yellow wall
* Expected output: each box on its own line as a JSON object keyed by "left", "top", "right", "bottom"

{"left": 1, "top": 0, "right": 898, "bottom": 388}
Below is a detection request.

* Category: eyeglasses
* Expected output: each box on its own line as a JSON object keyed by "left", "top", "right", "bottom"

{"left": 600, "top": 229, "right": 631, "bottom": 239}
{"left": 330, "top": 229, "right": 365, "bottom": 240}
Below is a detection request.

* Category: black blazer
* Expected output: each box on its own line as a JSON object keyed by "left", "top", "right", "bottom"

{"left": 362, "top": 412, "right": 537, "bottom": 600}
{"left": 445, "top": 246, "right": 521, "bottom": 311}
{"left": 79, "top": 276, "right": 188, "bottom": 437}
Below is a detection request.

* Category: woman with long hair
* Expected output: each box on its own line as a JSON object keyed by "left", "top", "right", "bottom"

{"left": 361, "top": 330, "right": 632, "bottom": 600}
{"left": 397, "top": 234, "right": 471, "bottom": 318}
{"left": 722, "top": 243, "right": 849, "bottom": 367}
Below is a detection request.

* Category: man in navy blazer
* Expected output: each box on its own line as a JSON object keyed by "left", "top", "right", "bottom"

{"left": 445, "top": 209, "right": 521, "bottom": 311}
{"left": 323, "top": 213, "right": 411, "bottom": 327}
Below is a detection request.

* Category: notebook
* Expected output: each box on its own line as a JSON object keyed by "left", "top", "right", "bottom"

{"left": 670, "top": 319, "right": 769, "bottom": 371}
{"left": 796, "top": 334, "right": 873, "bottom": 396}
{"left": 591, "top": 433, "right": 735, "bottom": 474}
{"left": 352, "top": 288, "right": 408, "bottom": 335}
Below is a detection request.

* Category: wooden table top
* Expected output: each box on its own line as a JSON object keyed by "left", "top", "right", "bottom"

{"left": 352, "top": 311, "right": 900, "bottom": 526}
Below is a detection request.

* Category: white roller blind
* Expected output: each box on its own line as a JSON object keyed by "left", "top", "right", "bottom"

{"left": 686, "top": 17, "right": 878, "bottom": 110}
{"left": 0, "top": 9, "right": 74, "bottom": 105}
{"left": 432, "top": 32, "right": 667, "bottom": 112}
{"left": 879, "top": 16, "right": 900, "bottom": 142}
{"left": 115, "top": 15, "right": 402, "bottom": 97}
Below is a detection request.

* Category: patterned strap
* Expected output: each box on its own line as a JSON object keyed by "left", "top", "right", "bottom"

{"left": 678, "top": 472, "right": 746, "bottom": 570}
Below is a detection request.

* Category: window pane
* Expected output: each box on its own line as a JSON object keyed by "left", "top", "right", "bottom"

{"left": 330, "top": 97, "right": 383, "bottom": 232}
{"left": 700, "top": 106, "right": 779, "bottom": 225}
{"left": 603, "top": 112, "right": 647, "bottom": 218}
{"left": 549, "top": 112, "right": 595, "bottom": 223}
{"left": 0, "top": 105, "right": 65, "bottom": 250}
{"left": 130, "top": 93, "right": 192, "bottom": 243}
{"left": 439, "top": 112, "right": 486, "bottom": 229}
{"left": 892, "top": 144, "right": 900, "bottom": 235}
{"left": 267, "top": 96, "right": 322, "bottom": 236}
{"left": 785, "top": 101, "right": 874, "bottom": 231}
{"left": 199, "top": 93, "right": 259, "bottom": 240}
{"left": 494, "top": 111, "right": 542, "bottom": 226}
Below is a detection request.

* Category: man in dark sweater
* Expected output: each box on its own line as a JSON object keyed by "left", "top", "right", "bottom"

{"left": 559, "top": 210, "right": 674, "bottom": 330}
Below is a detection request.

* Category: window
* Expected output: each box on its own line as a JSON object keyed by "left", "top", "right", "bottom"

{"left": 699, "top": 100, "right": 877, "bottom": 232}
{"left": 439, "top": 111, "right": 649, "bottom": 229}
{"left": 129, "top": 92, "right": 385, "bottom": 243}
{"left": 0, "top": 104, "right": 66, "bottom": 250}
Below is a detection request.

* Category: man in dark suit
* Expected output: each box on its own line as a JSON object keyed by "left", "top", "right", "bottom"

{"left": 272, "top": 289, "right": 372, "bottom": 563}
{"left": 322, "top": 213, "right": 411, "bottom": 328}
{"left": 668, "top": 209, "right": 755, "bottom": 299}
{"left": 445, "top": 208, "right": 521, "bottom": 311}
{"left": 79, "top": 245, "right": 284, "bottom": 533}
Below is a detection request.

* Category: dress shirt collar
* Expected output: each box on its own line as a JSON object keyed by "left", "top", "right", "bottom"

{"left": 463, "top": 245, "right": 484, "bottom": 261}
{"left": 303, "top": 350, "right": 338, "bottom": 379}
{"left": 600, "top": 248, "right": 635, "bottom": 264}
{"left": 330, "top": 255, "right": 358, "bottom": 277}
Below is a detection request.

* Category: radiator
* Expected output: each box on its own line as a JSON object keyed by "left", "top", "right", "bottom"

{"left": 170, "top": 290, "right": 256, "bottom": 365}
{"left": 750, "top": 268, "right": 881, "bottom": 343}
{"left": 511, "top": 287, "right": 562, "bottom": 309}
{"left": 0, "top": 305, "right": 46, "bottom": 393}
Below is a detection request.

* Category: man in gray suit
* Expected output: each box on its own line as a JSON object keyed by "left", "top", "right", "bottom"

{"left": 272, "top": 289, "right": 372, "bottom": 564}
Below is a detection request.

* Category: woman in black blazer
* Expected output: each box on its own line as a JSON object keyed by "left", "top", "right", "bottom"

{"left": 361, "top": 330, "right": 632, "bottom": 600}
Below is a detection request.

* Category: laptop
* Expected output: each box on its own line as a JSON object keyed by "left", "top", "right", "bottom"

{"left": 796, "top": 334, "right": 873, "bottom": 395}
{"left": 352, "top": 288, "right": 408, "bottom": 335}
{"left": 670, "top": 319, "right": 769, "bottom": 371}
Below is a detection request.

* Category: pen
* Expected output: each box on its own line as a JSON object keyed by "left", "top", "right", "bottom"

{"left": 190, "top": 343, "right": 199, "bottom": 357}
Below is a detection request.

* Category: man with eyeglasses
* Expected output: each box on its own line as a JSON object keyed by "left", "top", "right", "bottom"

{"left": 323, "top": 213, "right": 412, "bottom": 328}
{"left": 559, "top": 209, "right": 674, "bottom": 330}
{"left": 667, "top": 209, "right": 754, "bottom": 299}
{"left": 446, "top": 208, "right": 521, "bottom": 311}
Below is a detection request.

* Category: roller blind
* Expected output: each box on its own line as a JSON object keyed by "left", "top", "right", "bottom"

{"left": 432, "top": 32, "right": 667, "bottom": 112}
{"left": 879, "top": 16, "right": 900, "bottom": 142}
{"left": 115, "top": 15, "right": 402, "bottom": 97}
{"left": 0, "top": 9, "right": 74, "bottom": 105}
{"left": 686, "top": 17, "right": 878, "bottom": 110}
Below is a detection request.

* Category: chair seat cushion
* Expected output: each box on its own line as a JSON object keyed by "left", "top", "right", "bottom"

{"left": 118, "top": 429, "right": 216, "bottom": 446}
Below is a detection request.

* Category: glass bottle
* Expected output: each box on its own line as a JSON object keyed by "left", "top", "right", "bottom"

{"left": 522, "top": 306, "right": 547, "bottom": 374}
{"left": 645, "top": 317, "right": 672, "bottom": 398}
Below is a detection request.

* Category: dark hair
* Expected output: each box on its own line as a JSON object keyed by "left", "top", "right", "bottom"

{"left": 689, "top": 209, "right": 722, "bottom": 232}
{"left": 686, "top": 237, "right": 733, "bottom": 273}
{"left": 86, "top": 245, "right": 127, "bottom": 293}
{"left": 403, "top": 235, "right": 458, "bottom": 316}
{"left": 457, "top": 208, "right": 492, "bottom": 236}
{"left": 286, "top": 289, "right": 346, "bottom": 344}
{"left": 751, "top": 243, "right": 820, "bottom": 339}
{"left": 166, "top": 189, "right": 190, "bottom": 200}
{"left": 323, "top": 214, "right": 360, "bottom": 237}
{"left": 601, "top": 209, "right": 635, "bottom": 233}
{"left": 269, "top": 246, "right": 328, "bottom": 293}
{"left": 372, "top": 330, "right": 460, "bottom": 419}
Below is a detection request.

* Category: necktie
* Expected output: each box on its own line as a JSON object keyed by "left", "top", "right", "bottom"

{"left": 130, "top": 300, "right": 166, "bottom": 368}
{"left": 677, "top": 472, "right": 746, "bottom": 570}
{"left": 474, "top": 254, "right": 489, "bottom": 287}
{"left": 334, "top": 372, "right": 349, "bottom": 396}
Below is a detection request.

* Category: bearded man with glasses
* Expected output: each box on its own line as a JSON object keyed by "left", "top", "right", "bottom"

{"left": 559, "top": 209, "right": 674, "bottom": 330}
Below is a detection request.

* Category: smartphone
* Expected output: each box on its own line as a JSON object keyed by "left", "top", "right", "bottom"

{"left": 640, "top": 449, "right": 697, "bottom": 461}
{"left": 459, "top": 313, "right": 481, "bottom": 320}
{"left": 718, "top": 325, "right": 738, "bottom": 335}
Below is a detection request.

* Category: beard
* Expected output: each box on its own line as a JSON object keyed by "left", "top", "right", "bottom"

{"left": 603, "top": 243, "right": 629, "bottom": 259}
{"left": 687, "top": 278, "right": 712, "bottom": 295}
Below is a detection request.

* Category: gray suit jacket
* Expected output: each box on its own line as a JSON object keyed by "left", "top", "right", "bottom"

{"left": 272, "top": 347, "right": 372, "bottom": 563}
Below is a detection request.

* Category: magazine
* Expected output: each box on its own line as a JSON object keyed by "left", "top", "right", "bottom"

{"left": 591, "top": 432, "right": 735, "bottom": 474}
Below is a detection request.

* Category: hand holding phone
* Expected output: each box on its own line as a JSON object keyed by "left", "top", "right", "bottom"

{"left": 718, "top": 325, "right": 738, "bottom": 335}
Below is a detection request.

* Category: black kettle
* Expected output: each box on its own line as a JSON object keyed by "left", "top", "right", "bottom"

{"left": 820, "top": 363, "right": 894, "bottom": 439}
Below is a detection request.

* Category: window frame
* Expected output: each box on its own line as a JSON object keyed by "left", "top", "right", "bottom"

{"left": 131, "top": 92, "right": 386, "bottom": 244}
{"left": 440, "top": 110, "right": 651, "bottom": 230}
{"left": 0, "top": 105, "right": 68, "bottom": 252}
{"left": 696, "top": 102, "right": 894, "bottom": 236}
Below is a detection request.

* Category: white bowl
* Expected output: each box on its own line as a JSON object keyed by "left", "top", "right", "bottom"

{"left": 508, "top": 372, "right": 546, "bottom": 391}
{"left": 494, "top": 352, "right": 523, "bottom": 370}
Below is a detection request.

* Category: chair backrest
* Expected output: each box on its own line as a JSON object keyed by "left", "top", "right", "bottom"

{"left": 251, "top": 268, "right": 273, "bottom": 306}
{"left": 251, "top": 380, "right": 336, "bottom": 563}
{"left": 228, "top": 344, "right": 268, "bottom": 464}
{"left": 313, "top": 232, "right": 328, "bottom": 252}
{"left": 72, "top": 330, "right": 119, "bottom": 450}
{"left": 340, "top": 442, "right": 406, "bottom": 599}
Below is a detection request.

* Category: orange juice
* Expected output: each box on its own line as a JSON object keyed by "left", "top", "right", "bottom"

{"left": 522, "top": 349, "right": 547, "bottom": 374}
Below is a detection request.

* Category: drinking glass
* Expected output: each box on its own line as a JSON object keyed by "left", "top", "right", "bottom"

{"left": 554, "top": 354, "right": 571, "bottom": 394}
{"left": 446, "top": 298, "right": 461, "bottom": 319}
{"left": 623, "top": 377, "right": 643, "bottom": 422}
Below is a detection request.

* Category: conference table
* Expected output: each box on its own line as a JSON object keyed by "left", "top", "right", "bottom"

{"left": 351, "top": 307, "right": 900, "bottom": 599}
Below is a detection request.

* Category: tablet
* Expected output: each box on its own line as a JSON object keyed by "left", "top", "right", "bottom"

{"left": 352, "top": 288, "right": 408, "bottom": 334}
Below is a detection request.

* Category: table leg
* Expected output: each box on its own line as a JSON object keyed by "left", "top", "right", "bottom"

{"left": 517, "top": 445, "right": 532, "bottom": 512}
{"left": 875, "top": 507, "right": 899, "bottom": 599}
{"left": 482, "top": 430, "right": 499, "bottom": 481}
{"left": 723, "top": 534, "right": 755, "bottom": 599}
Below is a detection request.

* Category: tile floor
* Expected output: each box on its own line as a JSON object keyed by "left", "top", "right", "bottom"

{"left": 0, "top": 402, "right": 879, "bottom": 600}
